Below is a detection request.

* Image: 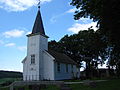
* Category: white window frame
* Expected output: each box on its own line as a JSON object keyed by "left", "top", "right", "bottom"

{"left": 31, "top": 54, "right": 35, "bottom": 64}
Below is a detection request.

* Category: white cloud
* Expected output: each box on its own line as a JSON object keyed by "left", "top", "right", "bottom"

{"left": 0, "top": 5, "right": 3, "bottom": 8}
{"left": 50, "top": 16, "right": 57, "bottom": 23}
{"left": 68, "top": 22, "right": 98, "bottom": 33}
{"left": 50, "top": 8, "right": 79, "bottom": 23}
{"left": 5, "top": 43, "right": 16, "bottom": 47}
{"left": 42, "top": 0, "right": 52, "bottom": 2}
{"left": 50, "top": 13, "right": 65, "bottom": 23}
{"left": 3, "top": 29, "right": 25, "bottom": 38}
{"left": 0, "top": 40, "right": 4, "bottom": 45}
{"left": 66, "top": 8, "right": 77, "bottom": 13}
{"left": 26, "top": 31, "right": 31, "bottom": 35}
{"left": 17, "top": 46, "right": 27, "bottom": 51}
{"left": 0, "top": 0, "right": 52, "bottom": 12}
{"left": 78, "top": 18, "right": 91, "bottom": 23}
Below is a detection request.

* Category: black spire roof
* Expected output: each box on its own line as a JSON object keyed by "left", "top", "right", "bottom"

{"left": 31, "top": 9, "right": 45, "bottom": 35}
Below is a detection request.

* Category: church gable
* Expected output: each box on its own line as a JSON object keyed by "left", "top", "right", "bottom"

{"left": 22, "top": 56, "right": 27, "bottom": 63}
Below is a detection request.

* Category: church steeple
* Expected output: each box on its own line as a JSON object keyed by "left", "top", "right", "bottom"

{"left": 31, "top": 5, "right": 45, "bottom": 35}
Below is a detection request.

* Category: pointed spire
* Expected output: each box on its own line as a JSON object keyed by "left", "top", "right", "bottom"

{"left": 31, "top": 6, "right": 45, "bottom": 35}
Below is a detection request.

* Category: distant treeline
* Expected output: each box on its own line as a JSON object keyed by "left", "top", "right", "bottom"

{"left": 0, "top": 70, "right": 22, "bottom": 79}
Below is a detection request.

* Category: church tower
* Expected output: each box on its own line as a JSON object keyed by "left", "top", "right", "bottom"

{"left": 22, "top": 6, "right": 49, "bottom": 81}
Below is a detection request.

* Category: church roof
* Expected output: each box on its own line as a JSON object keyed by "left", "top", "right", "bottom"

{"left": 48, "top": 50, "right": 78, "bottom": 65}
{"left": 22, "top": 50, "right": 78, "bottom": 66}
{"left": 22, "top": 56, "right": 27, "bottom": 63}
{"left": 31, "top": 9, "right": 45, "bottom": 35}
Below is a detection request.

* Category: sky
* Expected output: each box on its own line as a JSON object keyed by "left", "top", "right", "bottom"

{"left": 0, "top": 0, "right": 97, "bottom": 72}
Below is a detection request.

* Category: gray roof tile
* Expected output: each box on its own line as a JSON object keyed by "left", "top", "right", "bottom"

{"left": 48, "top": 50, "right": 78, "bottom": 65}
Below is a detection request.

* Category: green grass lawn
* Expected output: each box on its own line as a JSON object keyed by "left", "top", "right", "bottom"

{"left": 63, "top": 79, "right": 82, "bottom": 82}
{"left": 69, "top": 79, "right": 120, "bottom": 90}
{"left": 0, "top": 78, "right": 22, "bottom": 90}
{"left": 40, "top": 85, "right": 59, "bottom": 90}
{"left": 12, "top": 85, "right": 59, "bottom": 90}
{"left": 0, "top": 79, "right": 120, "bottom": 90}
{"left": 0, "top": 87, "right": 9, "bottom": 90}
{"left": 0, "top": 78, "right": 21, "bottom": 84}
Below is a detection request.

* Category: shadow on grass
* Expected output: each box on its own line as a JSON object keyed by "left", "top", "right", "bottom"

{"left": 69, "top": 79, "right": 120, "bottom": 90}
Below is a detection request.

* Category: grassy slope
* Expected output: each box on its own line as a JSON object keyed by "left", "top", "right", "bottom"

{"left": 0, "top": 70, "right": 22, "bottom": 79}
{"left": 70, "top": 79, "right": 120, "bottom": 90}
{"left": 0, "top": 79, "right": 120, "bottom": 90}
{"left": 0, "top": 78, "right": 21, "bottom": 84}
{"left": 42, "top": 85, "right": 59, "bottom": 90}
{"left": 0, "top": 78, "right": 22, "bottom": 90}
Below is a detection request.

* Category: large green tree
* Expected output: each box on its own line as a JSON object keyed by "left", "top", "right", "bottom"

{"left": 71, "top": 0, "right": 120, "bottom": 41}
{"left": 49, "top": 29, "right": 107, "bottom": 78}
{"left": 71, "top": 0, "right": 120, "bottom": 77}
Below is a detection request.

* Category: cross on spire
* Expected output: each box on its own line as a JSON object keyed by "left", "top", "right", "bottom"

{"left": 38, "top": 0, "right": 41, "bottom": 9}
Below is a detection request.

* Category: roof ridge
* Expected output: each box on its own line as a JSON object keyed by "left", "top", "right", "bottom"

{"left": 48, "top": 49, "right": 78, "bottom": 65}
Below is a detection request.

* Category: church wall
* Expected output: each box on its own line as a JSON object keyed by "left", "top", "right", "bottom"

{"left": 73, "top": 65, "right": 80, "bottom": 78}
{"left": 23, "top": 34, "right": 48, "bottom": 81}
{"left": 23, "top": 59, "right": 28, "bottom": 80}
{"left": 23, "top": 58, "right": 40, "bottom": 81}
{"left": 39, "top": 35, "right": 48, "bottom": 51}
{"left": 43, "top": 51, "right": 54, "bottom": 80}
{"left": 23, "top": 35, "right": 41, "bottom": 81}
{"left": 54, "top": 62, "right": 80, "bottom": 80}
{"left": 39, "top": 35, "right": 48, "bottom": 80}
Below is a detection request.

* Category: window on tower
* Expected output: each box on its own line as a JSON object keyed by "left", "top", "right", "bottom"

{"left": 31, "top": 54, "right": 35, "bottom": 64}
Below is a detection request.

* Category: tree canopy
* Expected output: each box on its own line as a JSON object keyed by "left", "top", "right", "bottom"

{"left": 70, "top": 0, "right": 120, "bottom": 77}
{"left": 49, "top": 0, "right": 120, "bottom": 78}
{"left": 49, "top": 29, "right": 108, "bottom": 78}
{"left": 71, "top": 0, "right": 120, "bottom": 42}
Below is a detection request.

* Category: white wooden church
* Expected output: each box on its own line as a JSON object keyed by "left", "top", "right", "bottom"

{"left": 22, "top": 7, "right": 80, "bottom": 81}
